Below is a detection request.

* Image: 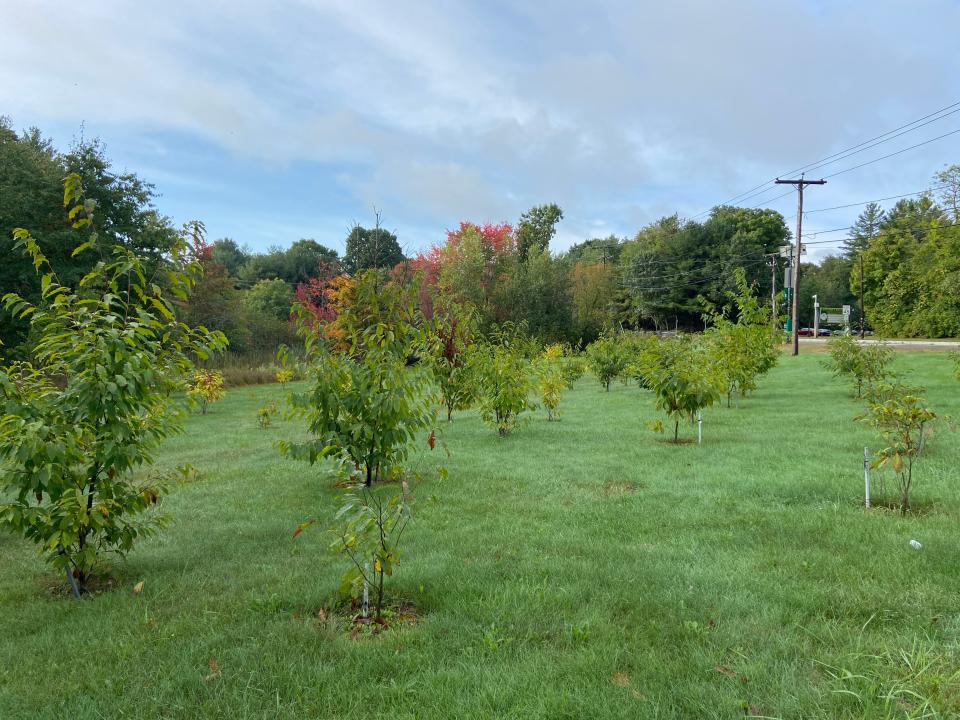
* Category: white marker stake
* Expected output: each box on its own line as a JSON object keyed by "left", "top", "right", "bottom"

{"left": 863, "top": 447, "right": 871, "bottom": 509}
{"left": 697, "top": 412, "right": 702, "bottom": 445}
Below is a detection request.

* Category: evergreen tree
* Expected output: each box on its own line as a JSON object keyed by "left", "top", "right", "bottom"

{"left": 842, "top": 202, "right": 885, "bottom": 259}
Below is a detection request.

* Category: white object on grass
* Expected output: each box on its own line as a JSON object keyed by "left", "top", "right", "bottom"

{"left": 864, "top": 447, "right": 871, "bottom": 509}
{"left": 909, "top": 539, "right": 922, "bottom": 550}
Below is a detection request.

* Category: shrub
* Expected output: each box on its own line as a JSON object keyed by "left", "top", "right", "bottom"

{"left": 637, "top": 335, "right": 724, "bottom": 443}
{"left": 188, "top": 369, "right": 225, "bottom": 414}
{"left": 0, "top": 174, "right": 226, "bottom": 593}
{"left": 858, "top": 383, "right": 938, "bottom": 513}
{"left": 276, "top": 368, "right": 294, "bottom": 386}
{"left": 586, "top": 335, "right": 627, "bottom": 391}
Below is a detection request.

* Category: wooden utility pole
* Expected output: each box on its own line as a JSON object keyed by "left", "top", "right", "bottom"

{"left": 775, "top": 176, "right": 826, "bottom": 355}
{"left": 768, "top": 254, "right": 778, "bottom": 326}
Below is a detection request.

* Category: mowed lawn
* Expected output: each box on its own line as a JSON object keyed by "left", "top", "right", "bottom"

{"left": 2, "top": 352, "right": 959, "bottom": 719}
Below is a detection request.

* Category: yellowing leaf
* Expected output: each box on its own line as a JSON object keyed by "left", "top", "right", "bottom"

{"left": 132, "top": 581, "right": 144, "bottom": 595}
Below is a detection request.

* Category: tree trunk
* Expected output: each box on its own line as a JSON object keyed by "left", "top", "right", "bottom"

{"left": 674, "top": 421, "right": 679, "bottom": 443}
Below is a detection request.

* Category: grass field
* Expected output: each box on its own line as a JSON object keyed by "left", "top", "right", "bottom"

{"left": 2, "top": 352, "right": 959, "bottom": 719}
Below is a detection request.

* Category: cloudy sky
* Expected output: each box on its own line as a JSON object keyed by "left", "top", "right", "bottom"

{"left": 3, "top": 0, "right": 959, "bottom": 262}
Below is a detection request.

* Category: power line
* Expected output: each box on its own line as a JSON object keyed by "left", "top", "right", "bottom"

{"left": 689, "top": 99, "right": 960, "bottom": 218}
{"left": 617, "top": 258, "right": 768, "bottom": 292}
{"left": 822, "top": 128, "right": 960, "bottom": 179}
{"left": 787, "top": 184, "right": 949, "bottom": 218}
{"left": 786, "top": 107, "right": 960, "bottom": 177}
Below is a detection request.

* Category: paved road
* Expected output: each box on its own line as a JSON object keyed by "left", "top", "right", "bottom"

{"left": 798, "top": 338, "right": 960, "bottom": 350}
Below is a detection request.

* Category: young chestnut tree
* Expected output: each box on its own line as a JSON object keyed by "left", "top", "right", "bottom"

{"left": 637, "top": 335, "right": 724, "bottom": 443}
{"left": 428, "top": 299, "right": 478, "bottom": 422}
{"left": 537, "top": 353, "right": 567, "bottom": 421}
{"left": 858, "top": 383, "right": 939, "bottom": 514}
{"left": 281, "top": 271, "right": 437, "bottom": 485}
{"left": 703, "top": 269, "right": 779, "bottom": 407}
{"left": 586, "top": 335, "right": 627, "bottom": 391}
{"left": 824, "top": 335, "right": 893, "bottom": 398}
{"left": 473, "top": 325, "right": 537, "bottom": 436}
{"left": 188, "top": 369, "right": 225, "bottom": 414}
{"left": 0, "top": 174, "right": 226, "bottom": 594}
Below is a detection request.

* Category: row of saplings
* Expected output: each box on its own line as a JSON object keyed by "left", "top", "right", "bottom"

{"left": 271, "top": 269, "right": 780, "bottom": 625}
{"left": 824, "top": 335, "right": 957, "bottom": 515}
{"left": 0, "top": 178, "right": 779, "bottom": 629}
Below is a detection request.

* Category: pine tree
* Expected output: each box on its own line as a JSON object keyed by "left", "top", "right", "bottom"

{"left": 842, "top": 202, "right": 885, "bottom": 259}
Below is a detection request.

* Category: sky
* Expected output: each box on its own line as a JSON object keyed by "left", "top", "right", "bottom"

{"left": 2, "top": 0, "right": 960, "bottom": 263}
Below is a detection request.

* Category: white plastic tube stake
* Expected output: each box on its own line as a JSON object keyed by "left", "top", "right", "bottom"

{"left": 863, "top": 447, "right": 871, "bottom": 509}
{"left": 697, "top": 412, "right": 702, "bottom": 445}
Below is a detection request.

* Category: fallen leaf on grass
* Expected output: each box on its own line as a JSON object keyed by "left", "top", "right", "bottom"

{"left": 203, "top": 658, "right": 220, "bottom": 683}
{"left": 714, "top": 665, "right": 736, "bottom": 678}
{"left": 132, "top": 581, "right": 144, "bottom": 595}
{"left": 317, "top": 608, "right": 327, "bottom": 622}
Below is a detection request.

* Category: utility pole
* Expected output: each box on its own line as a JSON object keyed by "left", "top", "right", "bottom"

{"left": 768, "top": 254, "right": 778, "bottom": 327}
{"left": 859, "top": 253, "right": 865, "bottom": 339}
{"left": 775, "top": 176, "right": 826, "bottom": 355}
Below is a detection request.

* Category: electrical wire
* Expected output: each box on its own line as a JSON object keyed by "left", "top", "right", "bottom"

{"left": 688, "top": 100, "right": 960, "bottom": 218}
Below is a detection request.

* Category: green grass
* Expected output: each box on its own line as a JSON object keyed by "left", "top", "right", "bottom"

{"left": 2, "top": 352, "right": 960, "bottom": 719}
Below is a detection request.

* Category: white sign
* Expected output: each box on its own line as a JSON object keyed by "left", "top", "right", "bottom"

{"left": 842, "top": 305, "right": 851, "bottom": 320}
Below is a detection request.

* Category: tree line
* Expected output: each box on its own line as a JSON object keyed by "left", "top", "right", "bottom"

{"left": 799, "top": 165, "right": 960, "bottom": 337}
{"left": 4, "top": 118, "right": 958, "bottom": 364}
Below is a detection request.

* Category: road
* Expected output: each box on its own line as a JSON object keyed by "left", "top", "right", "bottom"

{"left": 798, "top": 338, "right": 960, "bottom": 351}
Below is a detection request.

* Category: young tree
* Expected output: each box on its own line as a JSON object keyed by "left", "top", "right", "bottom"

{"left": 858, "top": 383, "right": 938, "bottom": 514}
{"left": 473, "top": 326, "right": 536, "bottom": 436}
{"left": 537, "top": 357, "right": 566, "bottom": 421}
{"left": 188, "top": 370, "right": 225, "bottom": 414}
{"left": 824, "top": 335, "right": 893, "bottom": 398}
{"left": 637, "top": 335, "right": 724, "bottom": 443}
{"left": 703, "top": 268, "right": 779, "bottom": 406}
{"left": 0, "top": 174, "right": 226, "bottom": 594}
{"left": 586, "top": 335, "right": 627, "bottom": 391}
{"left": 281, "top": 272, "right": 436, "bottom": 486}
{"left": 428, "top": 300, "right": 478, "bottom": 421}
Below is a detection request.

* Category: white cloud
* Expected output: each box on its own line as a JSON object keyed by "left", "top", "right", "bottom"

{"left": 2, "top": 0, "right": 959, "bottom": 255}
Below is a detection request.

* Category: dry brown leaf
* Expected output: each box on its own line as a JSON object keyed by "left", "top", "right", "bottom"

{"left": 203, "top": 658, "right": 220, "bottom": 683}
{"left": 611, "top": 672, "right": 631, "bottom": 687}
{"left": 132, "top": 581, "right": 144, "bottom": 595}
